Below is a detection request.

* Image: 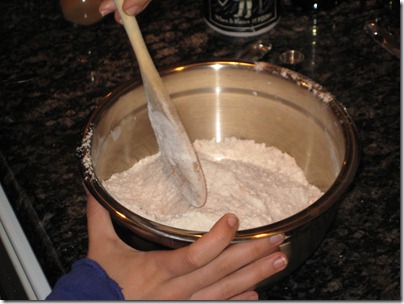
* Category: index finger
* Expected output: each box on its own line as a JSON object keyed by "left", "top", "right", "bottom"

{"left": 154, "top": 213, "right": 239, "bottom": 277}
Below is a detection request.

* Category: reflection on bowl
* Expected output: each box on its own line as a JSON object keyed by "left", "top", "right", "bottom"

{"left": 79, "top": 61, "right": 360, "bottom": 288}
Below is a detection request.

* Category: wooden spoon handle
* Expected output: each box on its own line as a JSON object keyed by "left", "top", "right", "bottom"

{"left": 113, "top": 0, "right": 207, "bottom": 207}
{"left": 114, "top": 0, "right": 171, "bottom": 112}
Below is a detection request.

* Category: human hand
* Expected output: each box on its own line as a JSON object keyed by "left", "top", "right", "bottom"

{"left": 86, "top": 192, "right": 288, "bottom": 300}
{"left": 99, "top": 0, "right": 151, "bottom": 22}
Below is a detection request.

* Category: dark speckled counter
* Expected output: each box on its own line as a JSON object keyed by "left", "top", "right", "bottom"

{"left": 0, "top": 0, "right": 400, "bottom": 300}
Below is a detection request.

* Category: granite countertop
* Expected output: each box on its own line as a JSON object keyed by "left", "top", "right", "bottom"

{"left": 0, "top": 0, "right": 400, "bottom": 300}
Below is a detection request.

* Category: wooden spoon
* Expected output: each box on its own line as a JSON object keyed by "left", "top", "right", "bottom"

{"left": 113, "top": 0, "right": 207, "bottom": 207}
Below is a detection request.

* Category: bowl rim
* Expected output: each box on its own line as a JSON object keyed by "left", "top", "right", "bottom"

{"left": 78, "top": 60, "right": 361, "bottom": 243}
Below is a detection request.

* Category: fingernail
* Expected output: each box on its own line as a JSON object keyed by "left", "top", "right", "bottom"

{"left": 273, "top": 256, "right": 287, "bottom": 270}
{"left": 116, "top": 15, "right": 123, "bottom": 25}
{"left": 226, "top": 214, "right": 238, "bottom": 228}
{"left": 100, "top": 9, "right": 114, "bottom": 17}
{"left": 99, "top": 1, "right": 115, "bottom": 17}
{"left": 269, "top": 233, "right": 285, "bottom": 245}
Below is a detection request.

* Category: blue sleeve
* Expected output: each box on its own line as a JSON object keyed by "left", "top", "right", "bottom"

{"left": 46, "top": 258, "right": 125, "bottom": 300}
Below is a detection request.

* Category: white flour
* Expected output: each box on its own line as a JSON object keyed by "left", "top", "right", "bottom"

{"left": 103, "top": 137, "right": 323, "bottom": 231}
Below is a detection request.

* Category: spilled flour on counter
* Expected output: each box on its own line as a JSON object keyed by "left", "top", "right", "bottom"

{"left": 103, "top": 137, "right": 323, "bottom": 231}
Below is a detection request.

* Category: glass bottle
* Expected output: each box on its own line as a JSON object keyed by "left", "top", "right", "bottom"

{"left": 60, "top": 0, "right": 104, "bottom": 25}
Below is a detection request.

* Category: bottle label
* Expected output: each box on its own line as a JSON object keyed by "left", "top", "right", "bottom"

{"left": 204, "top": 0, "right": 279, "bottom": 37}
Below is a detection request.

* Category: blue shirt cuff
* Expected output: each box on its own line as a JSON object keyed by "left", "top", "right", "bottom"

{"left": 46, "top": 258, "right": 124, "bottom": 300}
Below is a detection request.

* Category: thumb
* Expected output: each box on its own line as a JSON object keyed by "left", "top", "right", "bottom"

{"left": 85, "top": 189, "right": 118, "bottom": 243}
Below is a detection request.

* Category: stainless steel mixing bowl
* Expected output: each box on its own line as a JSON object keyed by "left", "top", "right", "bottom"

{"left": 79, "top": 61, "right": 360, "bottom": 288}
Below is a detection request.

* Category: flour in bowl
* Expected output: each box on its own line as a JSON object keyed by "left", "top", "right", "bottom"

{"left": 103, "top": 137, "right": 323, "bottom": 231}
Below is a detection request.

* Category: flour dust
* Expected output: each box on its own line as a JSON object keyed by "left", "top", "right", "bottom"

{"left": 103, "top": 137, "right": 323, "bottom": 231}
